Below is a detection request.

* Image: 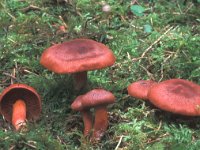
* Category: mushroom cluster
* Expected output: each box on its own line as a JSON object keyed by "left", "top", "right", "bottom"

{"left": 40, "top": 38, "right": 116, "bottom": 142}
{"left": 128, "top": 79, "right": 200, "bottom": 116}
{"left": 71, "top": 89, "right": 115, "bottom": 142}
{"left": 1, "top": 36, "right": 199, "bottom": 145}
{"left": 0, "top": 84, "right": 41, "bottom": 131}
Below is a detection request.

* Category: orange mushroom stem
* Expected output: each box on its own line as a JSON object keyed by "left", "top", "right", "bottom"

{"left": 12, "top": 99, "right": 27, "bottom": 131}
{"left": 81, "top": 110, "right": 93, "bottom": 137}
{"left": 73, "top": 71, "right": 88, "bottom": 91}
{"left": 91, "top": 105, "right": 108, "bottom": 142}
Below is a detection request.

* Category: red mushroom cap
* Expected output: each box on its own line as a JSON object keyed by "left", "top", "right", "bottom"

{"left": 71, "top": 89, "right": 115, "bottom": 111}
{"left": 0, "top": 84, "right": 41, "bottom": 122}
{"left": 148, "top": 79, "right": 200, "bottom": 116}
{"left": 40, "top": 39, "right": 116, "bottom": 74}
{"left": 128, "top": 80, "right": 157, "bottom": 100}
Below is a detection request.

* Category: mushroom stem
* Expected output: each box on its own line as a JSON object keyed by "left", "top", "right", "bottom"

{"left": 72, "top": 71, "right": 88, "bottom": 91}
{"left": 12, "top": 99, "right": 26, "bottom": 131}
{"left": 91, "top": 105, "right": 108, "bottom": 142}
{"left": 81, "top": 110, "right": 93, "bottom": 137}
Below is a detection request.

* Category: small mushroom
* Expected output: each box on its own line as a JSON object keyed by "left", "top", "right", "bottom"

{"left": 0, "top": 84, "right": 41, "bottom": 131}
{"left": 40, "top": 39, "right": 116, "bottom": 91}
{"left": 148, "top": 79, "right": 200, "bottom": 116}
{"left": 71, "top": 89, "right": 115, "bottom": 142}
{"left": 128, "top": 80, "right": 157, "bottom": 100}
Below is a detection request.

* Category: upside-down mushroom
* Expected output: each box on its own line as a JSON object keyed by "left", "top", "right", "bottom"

{"left": 0, "top": 84, "right": 41, "bottom": 131}
{"left": 71, "top": 89, "right": 115, "bottom": 142}
{"left": 40, "top": 39, "right": 116, "bottom": 91}
{"left": 148, "top": 79, "right": 200, "bottom": 116}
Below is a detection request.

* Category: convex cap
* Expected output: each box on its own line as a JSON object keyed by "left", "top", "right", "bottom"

{"left": 128, "top": 80, "right": 156, "bottom": 100}
{"left": 148, "top": 79, "right": 200, "bottom": 116}
{"left": 71, "top": 89, "right": 115, "bottom": 111}
{"left": 40, "top": 39, "right": 116, "bottom": 74}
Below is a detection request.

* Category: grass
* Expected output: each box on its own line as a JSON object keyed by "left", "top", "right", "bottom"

{"left": 0, "top": 0, "right": 200, "bottom": 149}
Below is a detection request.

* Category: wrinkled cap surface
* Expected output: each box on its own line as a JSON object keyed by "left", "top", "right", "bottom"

{"left": 148, "top": 79, "right": 200, "bottom": 116}
{"left": 0, "top": 84, "right": 41, "bottom": 123}
{"left": 71, "top": 89, "right": 115, "bottom": 111}
{"left": 40, "top": 39, "right": 116, "bottom": 74}
{"left": 128, "top": 80, "right": 157, "bottom": 100}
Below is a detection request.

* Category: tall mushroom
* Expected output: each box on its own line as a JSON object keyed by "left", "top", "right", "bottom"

{"left": 40, "top": 38, "right": 116, "bottom": 91}
{"left": 0, "top": 84, "right": 41, "bottom": 131}
{"left": 71, "top": 89, "right": 115, "bottom": 142}
{"left": 148, "top": 79, "right": 200, "bottom": 116}
{"left": 127, "top": 80, "right": 157, "bottom": 100}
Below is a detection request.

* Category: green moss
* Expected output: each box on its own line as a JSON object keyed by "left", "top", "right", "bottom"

{"left": 0, "top": 0, "right": 200, "bottom": 149}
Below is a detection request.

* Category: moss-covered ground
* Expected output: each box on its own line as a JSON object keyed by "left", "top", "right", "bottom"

{"left": 0, "top": 0, "right": 200, "bottom": 149}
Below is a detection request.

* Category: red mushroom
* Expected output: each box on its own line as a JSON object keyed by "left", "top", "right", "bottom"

{"left": 0, "top": 84, "right": 41, "bottom": 131}
{"left": 148, "top": 79, "right": 200, "bottom": 116}
{"left": 40, "top": 39, "right": 116, "bottom": 91}
{"left": 71, "top": 89, "right": 115, "bottom": 142}
{"left": 127, "top": 80, "right": 157, "bottom": 100}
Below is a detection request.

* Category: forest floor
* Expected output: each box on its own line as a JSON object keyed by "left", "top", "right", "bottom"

{"left": 0, "top": 0, "right": 200, "bottom": 149}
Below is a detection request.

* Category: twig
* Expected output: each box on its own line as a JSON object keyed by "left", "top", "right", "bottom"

{"left": 121, "top": 95, "right": 130, "bottom": 100}
{"left": 5, "top": 11, "right": 16, "bottom": 21}
{"left": 3, "top": 72, "right": 17, "bottom": 80}
{"left": 84, "top": 15, "right": 101, "bottom": 29}
{"left": 9, "top": 145, "right": 15, "bottom": 150}
{"left": 139, "top": 64, "right": 155, "bottom": 80}
{"left": 146, "top": 133, "right": 169, "bottom": 144}
{"left": 132, "top": 26, "right": 174, "bottom": 62}
{"left": 1, "top": 1, "right": 16, "bottom": 20}
{"left": 59, "top": 15, "right": 68, "bottom": 28}
{"left": 3, "top": 72, "right": 20, "bottom": 83}
{"left": 131, "top": 0, "right": 139, "bottom": 5}
{"left": 0, "top": 83, "right": 10, "bottom": 86}
{"left": 141, "top": 26, "right": 174, "bottom": 58}
{"left": 176, "top": 1, "right": 183, "bottom": 14}
{"left": 156, "top": 121, "right": 162, "bottom": 131}
{"left": 130, "top": 24, "right": 143, "bottom": 29}
{"left": 159, "top": 52, "right": 174, "bottom": 82}
{"left": 23, "top": 69, "right": 39, "bottom": 76}
{"left": 115, "top": 135, "right": 124, "bottom": 150}
{"left": 11, "top": 68, "right": 16, "bottom": 84}
{"left": 22, "top": 141, "right": 37, "bottom": 149}
{"left": 21, "top": 5, "right": 41, "bottom": 13}
{"left": 7, "top": 37, "right": 17, "bottom": 43}
{"left": 184, "top": 3, "right": 194, "bottom": 13}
